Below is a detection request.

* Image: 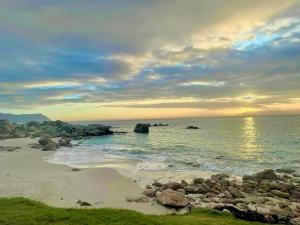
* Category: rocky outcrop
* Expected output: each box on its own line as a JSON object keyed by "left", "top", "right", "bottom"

{"left": 0, "top": 120, "right": 114, "bottom": 140}
{"left": 144, "top": 169, "right": 300, "bottom": 224}
{"left": 134, "top": 123, "right": 150, "bottom": 133}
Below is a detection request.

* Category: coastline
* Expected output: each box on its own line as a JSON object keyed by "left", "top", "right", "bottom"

{"left": 0, "top": 138, "right": 172, "bottom": 214}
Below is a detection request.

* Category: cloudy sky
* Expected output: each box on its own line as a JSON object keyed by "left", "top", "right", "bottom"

{"left": 1, "top": 0, "right": 300, "bottom": 121}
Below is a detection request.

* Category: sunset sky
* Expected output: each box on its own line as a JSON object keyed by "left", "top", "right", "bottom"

{"left": 1, "top": 0, "right": 300, "bottom": 121}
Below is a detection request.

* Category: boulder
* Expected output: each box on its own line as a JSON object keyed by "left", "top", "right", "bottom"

{"left": 42, "top": 142, "right": 57, "bottom": 151}
{"left": 156, "top": 189, "right": 189, "bottom": 208}
{"left": 134, "top": 123, "right": 150, "bottom": 133}
{"left": 38, "top": 136, "right": 52, "bottom": 146}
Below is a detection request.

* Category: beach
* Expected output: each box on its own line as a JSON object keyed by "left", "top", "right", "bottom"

{"left": 0, "top": 138, "right": 172, "bottom": 214}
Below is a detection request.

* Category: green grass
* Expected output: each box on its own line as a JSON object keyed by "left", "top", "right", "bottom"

{"left": 0, "top": 198, "right": 269, "bottom": 225}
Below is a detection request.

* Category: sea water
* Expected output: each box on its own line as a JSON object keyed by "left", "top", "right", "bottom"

{"left": 48, "top": 115, "right": 300, "bottom": 176}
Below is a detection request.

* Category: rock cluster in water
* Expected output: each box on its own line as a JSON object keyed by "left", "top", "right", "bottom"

{"left": 0, "top": 119, "right": 113, "bottom": 140}
{"left": 134, "top": 123, "right": 150, "bottom": 133}
{"left": 142, "top": 169, "right": 300, "bottom": 224}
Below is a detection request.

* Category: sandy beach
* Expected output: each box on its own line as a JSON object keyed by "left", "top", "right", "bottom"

{"left": 0, "top": 138, "right": 172, "bottom": 214}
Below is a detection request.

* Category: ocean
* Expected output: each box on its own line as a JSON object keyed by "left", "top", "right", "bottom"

{"left": 48, "top": 115, "right": 300, "bottom": 178}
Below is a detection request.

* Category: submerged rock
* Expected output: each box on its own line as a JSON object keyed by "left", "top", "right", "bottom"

{"left": 134, "top": 123, "right": 150, "bottom": 133}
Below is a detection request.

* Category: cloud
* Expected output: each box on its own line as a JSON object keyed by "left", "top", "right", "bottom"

{"left": 0, "top": 0, "right": 300, "bottom": 119}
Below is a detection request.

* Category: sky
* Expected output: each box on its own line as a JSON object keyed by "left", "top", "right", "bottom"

{"left": 0, "top": 0, "right": 300, "bottom": 121}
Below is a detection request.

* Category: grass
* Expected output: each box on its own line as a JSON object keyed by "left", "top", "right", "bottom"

{"left": 0, "top": 198, "right": 270, "bottom": 225}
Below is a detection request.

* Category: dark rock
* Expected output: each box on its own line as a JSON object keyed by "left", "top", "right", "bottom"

{"left": 243, "top": 169, "right": 278, "bottom": 182}
{"left": 76, "top": 200, "right": 92, "bottom": 206}
{"left": 72, "top": 168, "right": 80, "bottom": 172}
{"left": 275, "top": 168, "right": 296, "bottom": 174}
{"left": 38, "top": 136, "right": 52, "bottom": 146}
{"left": 191, "top": 177, "right": 204, "bottom": 185}
{"left": 186, "top": 126, "right": 199, "bottom": 129}
{"left": 152, "top": 181, "right": 163, "bottom": 187}
{"left": 181, "top": 180, "right": 188, "bottom": 187}
{"left": 153, "top": 123, "right": 169, "bottom": 127}
{"left": 134, "top": 123, "right": 150, "bottom": 133}
{"left": 162, "top": 182, "right": 183, "bottom": 191}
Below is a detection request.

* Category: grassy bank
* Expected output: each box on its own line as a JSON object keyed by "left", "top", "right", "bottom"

{"left": 0, "top": 198, "right": 269, "bottom": 225}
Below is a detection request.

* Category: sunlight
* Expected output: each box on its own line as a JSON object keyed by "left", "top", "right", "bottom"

{"left": 241, "top": 117, "right": 259, "bottom": 158}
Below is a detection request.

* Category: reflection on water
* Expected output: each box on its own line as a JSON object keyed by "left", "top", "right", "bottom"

{"left": 242, "top": 117, "right": 259, "bottom": 158}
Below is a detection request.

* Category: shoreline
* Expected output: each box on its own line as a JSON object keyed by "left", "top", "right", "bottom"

{"left": 1, "top": 137, "right": 300, "bottom": 224}
{"left": 0, "top": 138, "right": 173, "bottom": 214}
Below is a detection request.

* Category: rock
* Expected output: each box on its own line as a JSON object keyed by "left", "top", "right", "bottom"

{"left": 38, "top": 136, "right": 52, "bottom": 146}
{"left": 134, "top": 123, "right": 150, "bottom": 133}
{"left": 162, "top": 182, "right": 183, "bottom": 191}
{"left": 30, "top": 143, "right": 43, "bottom": 149}
{"left": 58, "top": 137, "right": 73, "bottom": 147}
{"left": 42, "top": 142, "right": 57, "bottom": 151}
{"left": 156, "top": 189, "right": 189, "bottom": 208}
{"left": 152, "top": 123, "right": 169, "bottom": 127}
{"left": 181, "top": 180, "right": 188, "bottom": 187}
{"left": 271, "top": 190, "right": 290, "bottom": 199}
{"left": 291, "top": 190, "right": 300, "bottom": 199}
{"left": 290, "top": 216, "right": 300, "bottom": 225}
{"left": 76, "top": 200, "right": 92, "bottom": 206}
{"left": 85, "top": 124, "right": 113, "bottom": 136}
{"left": 228, "top": 186, "right": 243, "bottom": 198}
{"left": 184, "top": 186, "right": 199, "bottom": 194}
{"left": 192, "top": 177, "right": 204, "bottom": 185}
{"left": 72, "top": 168, "right": 80, "bottom": 172}
{"left": 293, "top": 173, "right": 300, "bottom": 177}
{"left": 126, "top": 196, "right": 149, "bottom": 203}
{"left": 244, "top": 169, "right": 278, "bottom": 181}
{"left": 186, "top": 126, "right": 199, "bottom": 129}
{"left": 143, "top": 188, "right": 157, "bottom": 197}
{"left": 152, "top": 181, "right": 163, "bottom": 187}
{"left": 211, "top": 173, "right": 230, "bottom": 182}
{"left": 276, "top": 168, "right": 296, "bottom": 173}
{"left": 0, "top": 120, "right": 14, "bottom": 134}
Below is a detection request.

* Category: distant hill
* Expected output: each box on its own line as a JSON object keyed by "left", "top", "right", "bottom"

{"left": 0, "top": 113, "right": 50, "bottom": 123}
